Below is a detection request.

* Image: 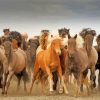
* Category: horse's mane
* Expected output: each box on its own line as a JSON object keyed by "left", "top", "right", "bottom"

{"left": 39, "top": 33, "right": 49, "bottom": 50}
{"left": 79, "top": 28, "right": 96, "bottom": 39}
{"left": 76, "top": 35, "right": 84, "bottom": 48}
{"left": 96, "top": 34, "right": 100, "bottom": 42}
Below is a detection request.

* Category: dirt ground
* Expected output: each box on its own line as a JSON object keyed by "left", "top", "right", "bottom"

{"left": 0, "top": 70, "right": 100, "bottom": 100}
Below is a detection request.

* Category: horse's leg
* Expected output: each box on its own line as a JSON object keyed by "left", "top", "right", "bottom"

{"left": 98, "top": 70, "right": 100, "bottom": 90}
{"left": 74, "top": 73, "right": 81, "bottom": 97}
{"left": 2, "top": 72, "right": 8, "bottom": 94}
{"left": 52, "top": 71, "right": 58, "bottom": 91}
{"left": 16, "top": 75, "right": 21, "bottom": 91}
{"left": 30, "top": 60, "right": 39, "bottom": 93}
{"left": 5, "top": 71, "right": 14, "bottom": 95}
{"left": 80, "top": 68, "right": 88, "bottom": 92}
{"left": 90, "top": 66, "right": 96, "bottom": 88}
{"left": 46, "top": 66, "right": 54, "bottom": 93}
{"left": 23, "top": 78, "right": 27, "bottom": 92}
{"left": 57, "top": 64, "right": 68, "bottom": 94}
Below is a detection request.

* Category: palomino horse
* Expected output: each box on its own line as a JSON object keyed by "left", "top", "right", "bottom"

{"left": 30, "top": 37, "right": 68, "bottom": 94}
{"left": 66, "top": 34, "right": 89, "bottom": 96}
{"left": 2, "top": 41, "right": 29, "bottom": 95}
{"left": 80, "top": 28, "right": 98, "bottom": 89}
{"left": 94, "top": 34, "right": 100, "bottom": 90}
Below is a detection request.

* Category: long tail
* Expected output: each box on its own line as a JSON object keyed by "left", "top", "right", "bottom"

{"left": 22, "top": 68, "right": 30, "bottom": 82}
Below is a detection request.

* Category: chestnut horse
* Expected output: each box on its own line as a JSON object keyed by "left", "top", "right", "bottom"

{"left": 80, "top": 28, "right": 98, "bottom": 89}
{"left": 30, "top": 37, "right": 68, "bottom": 94}
{"left": 66, "top": 34, "right": 89, "bottom": 96}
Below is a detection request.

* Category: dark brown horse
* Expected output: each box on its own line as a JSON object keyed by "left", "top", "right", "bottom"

{"left": 52, "top": 28, "right": 70, "bottom": 90}
{"left": 26, "top": 38, "right": 39, "bottom": 73}
{"left": 94, "top": 34, "right": 100, "bottom": 90}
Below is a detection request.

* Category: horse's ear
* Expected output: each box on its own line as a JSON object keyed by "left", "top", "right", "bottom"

{"left": 68, "top": 34, "right": 71, "bottom": 39}
{"left": 68, "top": 29, "right": 70, "bottom": 31}
{"left": 92, "top": 30, "right": 96, "bottom": 36}
{"left": 74, "top": 34, "right": 77, "bottom": 39}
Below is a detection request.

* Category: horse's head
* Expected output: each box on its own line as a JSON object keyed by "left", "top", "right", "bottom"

{"left": 28, "top": 38, "right": 39, "bottom": 48}
{"left": 58, "top": 28, "right": 70, "bottom": 38}
{"left": 51, "top": 38, "right": 62, "bottom": 55}
{"left": 96, "top": 34, "right": 100, "bottom": 48}
{"left": 3, "top": 41, "right": 12, "bottom": 58}
{"left": 68, "top": 34, "right": 77, "bottom": 58}
{"left": 80, "top": 28, "right": 96, "bottom": 54}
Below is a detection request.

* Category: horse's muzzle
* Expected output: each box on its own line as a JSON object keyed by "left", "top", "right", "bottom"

{"left": 5, "top": 53, "right": 9, "bottom": 57}
{"left": 69, "top": 54, "right": 74, "bottom": 59}
{"left": 56, "top": 49, "right": 61, "bottom": 55}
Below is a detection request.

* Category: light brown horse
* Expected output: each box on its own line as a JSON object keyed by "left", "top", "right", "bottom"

{"left": 66, "top": 34, "right": 89, "bottom": 96}
{"left": 30, "top": 37, "right": 68, "bottom": 94}
{"left": 80, "top": 28, "right": 98, "bottom": 89}
{"left": 2, "top": 41, "right": 29, "bottom": 95}
{"left": 0, "top": 46, "right": 9, "bottom": 94}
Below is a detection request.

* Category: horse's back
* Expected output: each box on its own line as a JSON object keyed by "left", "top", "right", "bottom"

{"left": 13, "top": 48, "right": 27, "bottom": 73}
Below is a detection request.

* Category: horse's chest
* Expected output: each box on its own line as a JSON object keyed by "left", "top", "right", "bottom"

{"left": 68, "top": 59, "right": 81, "bottom": 74}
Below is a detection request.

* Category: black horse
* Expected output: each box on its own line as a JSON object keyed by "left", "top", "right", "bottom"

{"left": 94, "top": 34, "right": 100, "bottom": 90}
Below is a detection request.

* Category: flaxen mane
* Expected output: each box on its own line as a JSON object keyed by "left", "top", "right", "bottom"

{"left": 39, "top": 30, "right": 49, "bottom": 50}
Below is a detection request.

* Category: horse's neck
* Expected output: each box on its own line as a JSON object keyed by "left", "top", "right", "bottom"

{"left": 48, "top": 44, "right": 57, "bottom": 60}
{"left": 83, "top": 43, "right": 92, "bottom": 56}
{"left": 8, "top": 48, "right": 14, "bottom": 63}
{"left": 31, "top": 43, "right": 38, "bottom": 51}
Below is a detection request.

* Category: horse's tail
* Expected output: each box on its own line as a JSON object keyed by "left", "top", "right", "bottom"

{"left": 39, "top": 33, "right": 48, "bottom": 50}
{"left": 22, "top": 68, "right": 30, "bottom": 82}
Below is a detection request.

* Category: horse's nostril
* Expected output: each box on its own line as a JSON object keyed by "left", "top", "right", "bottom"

{"left": 56, "top": 50, "right": 61, "bottom": 55}
{"left": 69, "top": 54, "right": 74, "bottom": 58}
{"left": 5, "top": 53, "right": 9, "bottom": 57}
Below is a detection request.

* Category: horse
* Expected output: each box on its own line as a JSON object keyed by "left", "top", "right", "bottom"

{"left": 80, "top": 28, "right": 98, "bottom": 89}
{"left": 2, "top": 41, "right": 29, "bottom": 95}
{"left": 30, "top": 37, "right": 68, "bottom": 94}
{"left": 0, "top": 45, "right": 9, "bottom": 94}
{"left": 26, "top": 38, "right": 39, "bottom": 73}
{"left": 66, "top": 34, "right": 90, "bottom": 96}
{"left": 52, "top": 28, "right": 70, "bottom": 90}
{"left": 94, "top": 34, "right": 100, "bottom": 90}
{"left": 9, "top": 31, "right": 23, "bottom": 48}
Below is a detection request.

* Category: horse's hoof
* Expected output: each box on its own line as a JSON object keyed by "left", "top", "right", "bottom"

{"left": 0, "top": 85, "right": 2, "bottom": 88}
{"left": 64, "top": 91, "right": 69, "bottom": 95}
{"left": 59, "top": 90, "right": 63, "bottom": 94}
{"left": 59, "top": 88, "right": 64, "bottom": 94}
{"left": 1, "top": 91, "right": 4, "bottom": 94}
{"left": 93, "top": 83, "right": 96, "bottom": 88}
{"left": 50, "top": 91, "right": 54, "bottom": 95}
{"left": 3, "top": 94, "right": 7, "bottom": 97}
{"left": 74, "top": 94, "right": 78, "bottom": 98}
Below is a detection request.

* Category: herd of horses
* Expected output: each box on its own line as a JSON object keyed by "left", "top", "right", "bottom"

{"left": 0, "top": 28, "right": 100, "bottom": 97}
